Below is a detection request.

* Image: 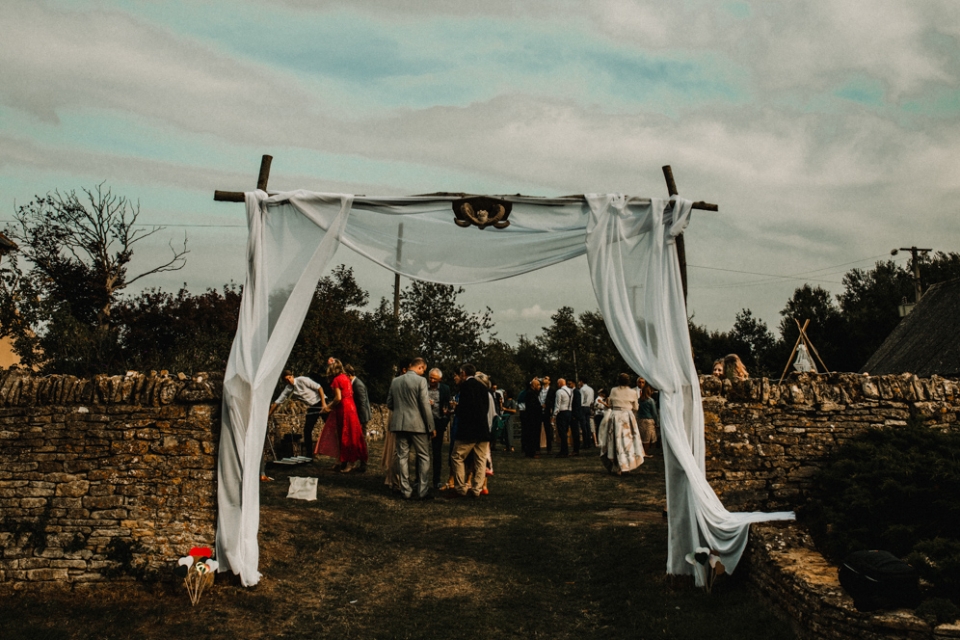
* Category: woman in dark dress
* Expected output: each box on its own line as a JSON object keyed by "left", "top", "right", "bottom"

{"left": 518, "top": 377, "right": 543, "bottom": 458}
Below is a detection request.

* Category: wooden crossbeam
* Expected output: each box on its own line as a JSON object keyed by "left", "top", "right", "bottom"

{"left": 213, "top": 156, "right": 720, "bottom": 215}
{"left": 213, "top": 155, "right": 719, "bottom": 321}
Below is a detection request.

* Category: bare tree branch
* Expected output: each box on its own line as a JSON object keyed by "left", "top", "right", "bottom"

{"left": 5, "top": 183, "right": 189, "bottom": 327}
{"left": 125, "top": 234, "right": 189, "bottom": 288}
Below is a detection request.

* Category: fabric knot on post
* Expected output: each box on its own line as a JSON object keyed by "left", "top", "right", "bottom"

{"left": 665, "top": 195, "right": 693, "bottom": 244}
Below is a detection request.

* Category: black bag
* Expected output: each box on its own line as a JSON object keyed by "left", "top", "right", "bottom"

{"left": 838, "top": 550, "right": 921, "bottom": 612}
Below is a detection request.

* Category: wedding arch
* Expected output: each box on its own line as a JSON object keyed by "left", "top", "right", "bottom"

{"left": 213, "top": 157, "right": 793, "bottom": 587}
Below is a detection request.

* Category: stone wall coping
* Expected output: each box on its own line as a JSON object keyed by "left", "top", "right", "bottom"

{"left": 699, "top": 372, "right": 958, "bottom": 406}
{"left": 0, "top": 370, "right": 224, "bottom": 407}
{"left": 748, "top": 522, "right": 960, "bottom": 640}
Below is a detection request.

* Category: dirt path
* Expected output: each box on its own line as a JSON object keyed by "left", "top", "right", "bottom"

{"left": 1, "top": 442, "right": 794, "bottom": 639}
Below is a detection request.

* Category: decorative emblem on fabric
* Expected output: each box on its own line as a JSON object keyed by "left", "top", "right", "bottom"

{"left": 452, "top": 197, "right": 512, "bottom": 229}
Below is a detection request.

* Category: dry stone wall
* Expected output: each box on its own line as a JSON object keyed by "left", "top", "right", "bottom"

{"left": 744, "top": 522, "right": 960, "bottom": 640}
{"left": 0, "top": 370, "right": 223, "bottom": 590}
{"left": 4, "top": 368, "right": 957, "bottom": 593}
{"left": 702, "top": 372, "right": 960, "bottom": 511}
{"left": 703, "top": 373, "right": 960, "bottom": 639}
{"left": 0, "top": 370, "right": 391, "bottom": 591}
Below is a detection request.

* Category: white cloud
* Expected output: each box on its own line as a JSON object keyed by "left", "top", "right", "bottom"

{"left": 520, "top": 304, "right": 554, "bottom": 321}
{"left": 496, "top": 305, "right": 554, "bottom": 322}
{"left": 2, "top": 0, "right": 960, "bottom": 339}
{"left": 0, "top": 2, "right": 334, "bottom": 143}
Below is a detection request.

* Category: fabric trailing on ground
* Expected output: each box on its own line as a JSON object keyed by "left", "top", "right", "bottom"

{"left": 216, "top": 189, "right": 794, "bottom": 587}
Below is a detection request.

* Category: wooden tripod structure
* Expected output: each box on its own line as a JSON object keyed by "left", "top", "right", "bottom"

{"left": 214, "top": 155, "right": 718, "bottom": 306}
{"left": 777, "top": 318, "right": 831, "bottom": 385}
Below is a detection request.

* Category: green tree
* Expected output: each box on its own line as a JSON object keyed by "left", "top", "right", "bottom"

{"left": 399, "top": 281, "right": 493, "bottom": 377}
{"left": 527, "top": 307, "right": 630, "bottom": 391}
{"left": 837, "top": 260, "right": 912, "bottom": 371}
{"left": 361, "top": 298, "right": 419, "bottom": 402}
{"left": 513, "top": 334, "right": 548, "bottom": 385}
{"left": 731, "top": 308, "right": 778, "bottom": 377}
{"left": 287, "top": 265, "right": 370, "bottom": 378}
{"left": 475, "top": 338, "right": 524, "bottom": 393}
{"left": 575, "top": 310, "right": 631, "bottom": 389}
{"left": 538, "top": 306, "right": 580, "bottom": 378}
{"left": 778, "top": 284, "right": 851, "bottom": 372}
{"left": 114, "top": 285, "right": 241, "bottom": 374}
{"left": 920, "top": 251, "right": 960, "bottom": 289}
{"left": 838, "top": 252, "right": 960, "bottom": 371}
{"left": 688, "top": 317, "right": 739, "bottom": 375}
{"left": 0, "top": 184, "right": 187, "bottom": 374}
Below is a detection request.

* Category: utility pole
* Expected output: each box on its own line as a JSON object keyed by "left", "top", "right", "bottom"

{"left": 393, "top": 223, "right": 404, "bottom": 319}
{"left": 892, "top": 246, "right": 932, "bottom": 303}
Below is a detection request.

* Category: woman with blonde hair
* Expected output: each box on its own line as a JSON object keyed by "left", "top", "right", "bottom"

{"left": 723, "top": 353, "right": 749, "bottom": 381}
{"left": 315, "top": 358, "right": 368, "bottom": 473}
{"left": 712, "top": 359, "right": 724, "bottom": 377}
{"left": 597, "top": 373, "right": 644, "bottom": 475}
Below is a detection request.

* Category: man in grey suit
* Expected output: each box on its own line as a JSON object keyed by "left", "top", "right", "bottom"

{"left": 386, "top": 356, "right": 436, "bottom": 500}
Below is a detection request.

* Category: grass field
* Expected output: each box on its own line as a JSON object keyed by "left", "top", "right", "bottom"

{"left": 1, "top": 440, "right": 796, "bottom": 639}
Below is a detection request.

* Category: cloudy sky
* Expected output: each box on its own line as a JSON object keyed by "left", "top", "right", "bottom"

{"left": 2, "top": 0, "right": 959, "bottom": 342}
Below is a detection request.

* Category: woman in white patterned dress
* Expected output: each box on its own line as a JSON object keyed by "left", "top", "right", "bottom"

{"left": 597, "top": 373, "right": 644, "bottom": 475}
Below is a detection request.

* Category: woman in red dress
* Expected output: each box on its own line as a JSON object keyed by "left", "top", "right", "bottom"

{"left": 314, "top": 359, "right": 368, "bottom": 472}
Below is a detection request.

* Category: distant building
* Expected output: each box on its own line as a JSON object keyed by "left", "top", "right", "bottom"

{"left": 0, "top": 232, "right": 16, "bottom": 256}
{"left": 860, "top": 278, "right": 960, "bottom": 378}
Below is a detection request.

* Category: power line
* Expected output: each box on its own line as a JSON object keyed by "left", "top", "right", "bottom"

{"left": 0, "top": 219, "right": 246, "bottom": 228}
{"left": 687, "top": 253, "right": 890, "bottom": 288}
{"left": 687, "top": 264, "right": 844, "bottom": 285}
{"left": 141, "top": 223, "right": 246, "bottom": 228}
{"left": 788, "top": 254, "right": 890, "bottom": 276}
{"left": 0, "top": 214, "right": 893, "bottom": 287}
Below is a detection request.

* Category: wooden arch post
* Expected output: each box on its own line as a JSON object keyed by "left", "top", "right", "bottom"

{"left": 661, "top": 165, "right": 718, "bottom": 307}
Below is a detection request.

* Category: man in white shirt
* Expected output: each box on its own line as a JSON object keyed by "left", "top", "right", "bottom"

{"left": 269, "top": 370, "right": 326, "bottom": 459}
{"left": 553, "top": 377, "right": 578, "bottom": 457}
{"left": 578, "top": 379, "right": 595, "bottom": 449}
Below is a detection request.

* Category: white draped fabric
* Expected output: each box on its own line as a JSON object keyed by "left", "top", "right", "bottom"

{"left": 216, "top": 189, "right": 793, "bottom": 586}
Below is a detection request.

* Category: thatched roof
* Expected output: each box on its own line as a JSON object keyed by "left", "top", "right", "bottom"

{"left": 860, "top": 278, "right": 960, "bottom": 377}
{"left": 0, "top": 232, "right": 17, "bottom": 255}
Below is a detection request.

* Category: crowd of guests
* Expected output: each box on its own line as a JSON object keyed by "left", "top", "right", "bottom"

{"left": 515, "top": 373, "right": 660, "bottom": 475}
{"left": 266, "top": 352, "right": 751, "bottom": 493}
